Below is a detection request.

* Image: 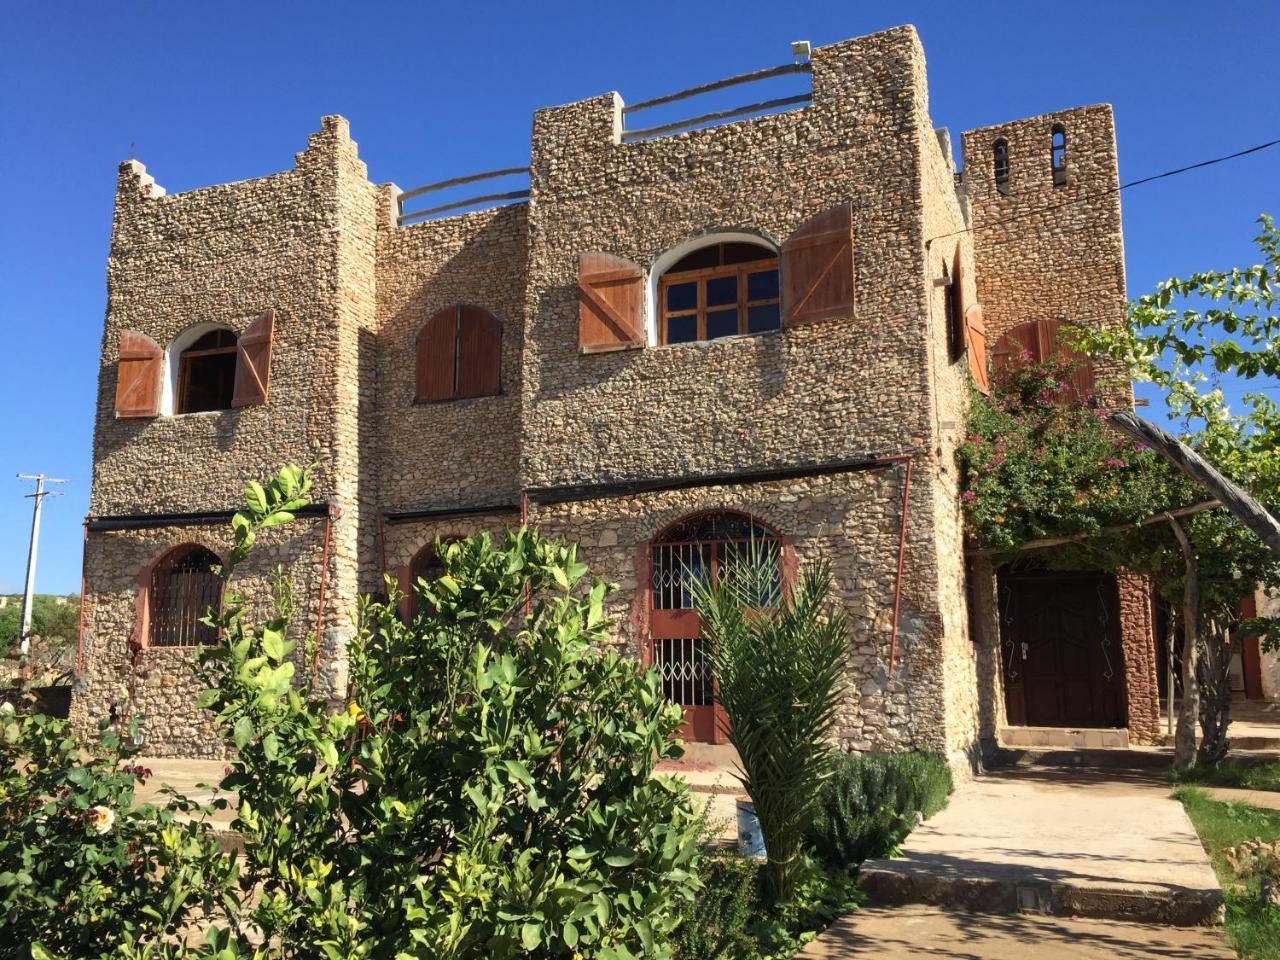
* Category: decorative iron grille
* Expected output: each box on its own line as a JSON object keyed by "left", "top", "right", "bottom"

{"left": 149, "top": 546, "right": 222, "bottom": 647}
{"left": 653, "top": 636, "right": 714, "bottom": 706}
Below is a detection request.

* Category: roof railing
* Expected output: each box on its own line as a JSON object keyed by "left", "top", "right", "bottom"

{"left": 621, "top": 61, "right": 812, "bottom": 143}
{"left": 397, "top": 166, "right": 530, "bottom": 225}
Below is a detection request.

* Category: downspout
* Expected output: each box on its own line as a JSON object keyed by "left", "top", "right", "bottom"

{"left": 376, "top": 511, "right": 388, "bottom": 582}
{"left": 75, "top": 518, "right": 89, "bottom": 679}
{"left": 878, "top": 454, "right": 915, "bottom": 675}
{"left": 520, "top": 491, "right": 530, "bottom": 617}
{"left": 311, "top": 500, "right": 336, "bottom": 681}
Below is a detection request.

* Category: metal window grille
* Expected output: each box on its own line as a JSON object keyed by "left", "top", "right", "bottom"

{"left": 149, "top": 546, "right": 222, "bottom": 647}
{"left": 653, "top": 636, "right": 714, "bottom": 706}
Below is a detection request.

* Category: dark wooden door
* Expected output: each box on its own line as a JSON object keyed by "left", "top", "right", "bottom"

{"left": 1002, "top": 573, "right": 1125, "bottom": 728}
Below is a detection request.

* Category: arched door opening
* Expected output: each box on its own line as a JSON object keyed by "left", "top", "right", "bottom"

{"left": 648, "top": 511, "right": 781, "bottom": 742}
{"left": 148, "top": 544, "right": 223, "bottom": 647}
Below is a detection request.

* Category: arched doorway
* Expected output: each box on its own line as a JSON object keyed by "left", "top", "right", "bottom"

{"left": 648, "top": 511, "right": 782, "bottom": 742}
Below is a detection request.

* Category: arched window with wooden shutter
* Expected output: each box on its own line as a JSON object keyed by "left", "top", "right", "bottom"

{"left": 415, "top": 305, "right": 501, "bottom": 402}
{"left": 232, "top": 310, "right": 274, "bottom": 408}
{"left": 578, "top": 252, "right": 644, "bottom": 352}
{"left": 781, "top": 202, "right": 855, "bottom": 327}
{"left": 114, "top": 330, "right": 163, "bottom": 418}
{"left": 990, "top": 318, "right": 1095, "bottom": 403}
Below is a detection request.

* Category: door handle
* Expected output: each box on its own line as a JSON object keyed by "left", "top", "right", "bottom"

{"left": 1021, "top": 641, "right": 1029, "bottom": 661}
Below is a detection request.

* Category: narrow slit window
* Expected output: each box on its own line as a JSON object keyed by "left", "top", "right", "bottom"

{"left": 658, "top": 241, "right": 780, "bottom": 345}
{"left": 1051, "top": 124, "right": 1067, "bottom": 187}
{"left": 993, "top": 139, "right": 1010, "bottom": 196}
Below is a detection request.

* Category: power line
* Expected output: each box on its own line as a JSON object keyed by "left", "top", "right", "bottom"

{"left": 927, "top": 137, "right": 1280, "bottom": 246}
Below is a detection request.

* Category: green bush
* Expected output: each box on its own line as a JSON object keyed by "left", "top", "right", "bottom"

{"left": 671, "top": 852, "right": 760, "bottom": 960}
{"left": 804, "top": 752, "right": 953, "bottom": 868}
{"left": 0, "top": 709, "right": 235, "bottom": 956}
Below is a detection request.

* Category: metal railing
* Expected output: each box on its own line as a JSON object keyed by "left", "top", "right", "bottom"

{"left": 397, "top": 166, "right": 530, "bottom": 225}
{"left": 621, "top": 61, "right": 812, "bottom": 143}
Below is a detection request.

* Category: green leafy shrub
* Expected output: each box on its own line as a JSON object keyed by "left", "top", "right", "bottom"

{"left": 804, "top": 752, "right": 953, "bottom": 868}
{"left": 188, "top": 465, "right": 703, "bottom": 958}
{"left": 0, "top": 708, "right": 236, "bottom": 957}
{"left": 671, "top": 852, "right": 760, "bottom": 959}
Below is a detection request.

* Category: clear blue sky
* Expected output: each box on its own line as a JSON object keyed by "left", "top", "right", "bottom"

{"left": 1, "top": 1, "right": 1277, "bottom": 594}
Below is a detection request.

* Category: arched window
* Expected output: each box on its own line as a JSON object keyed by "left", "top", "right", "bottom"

{"left": 649, "top": 511, "right": 782, "bottom": 741}
{"left": 415, "top": 305, "right": 501, "bottom": 402}
{"left": 177, "top": 329, "right": 237, "bottom": 413}
{"left": 657, "top": 239, "right": 780, "bottom": 345}
{"left": 1051, "top": 124, "right": 1067, "bottom": 187}
{"left": 993, "top": 139, "right": 1010, "bottom": 196}
{"left": 405, "top": 538, "right": 460, "bottom": 617}
{"left": 148, "top": 545, "right": 222, "bottom": 647}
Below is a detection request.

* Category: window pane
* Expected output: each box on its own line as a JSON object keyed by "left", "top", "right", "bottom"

{"left": 666, "top": 314, "right": 698, "bottom": 344}
{"left": 182, "top": 354, "right": 237, "bottom": 413}
{"left": 666, "top": 282, "right": 697, "bottom": 313}
{"left": 668, "top": 246, "right": 721, "bottom": 273}
{"left": 706, "top": 275, "right": 737, "bottom": 308}
{"left": 747, "top": 269, "right": 779, "bottom": 302}
{"left": 747, "top": 303, "right": 780, "bottom": 334}
{"left": 707, "top": 309, "right": 739, "bottom": 340}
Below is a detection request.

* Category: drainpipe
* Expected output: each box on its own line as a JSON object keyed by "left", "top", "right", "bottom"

{"left": 376, "top": 511, "right": 388, "bottom": 583}
{"left": 877, "top": 455, "right": 915, "bottom": 675}
{"left": 311, "top": 501, "right": 336, "bottom": 681}
{"left": 75, "top": 518, "right": 89, "bottom": 679}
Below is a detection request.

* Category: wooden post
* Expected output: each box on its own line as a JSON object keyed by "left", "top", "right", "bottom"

{"left": 1109, "top": 411, "right": 1280, "bottom": 558}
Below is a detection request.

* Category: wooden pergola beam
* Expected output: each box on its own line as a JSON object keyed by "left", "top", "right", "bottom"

{"left": 1108, "top": 410, "right": 1280, "bottom": 559}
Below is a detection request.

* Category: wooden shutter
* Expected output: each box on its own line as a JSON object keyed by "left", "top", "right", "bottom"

{"left": 948, "top": 248, "right": 966, "bottom": 362}
{"left": 114, "top": 330, "right": 162, "bottom": 418}
{"left": 991, "top": 318, "right": 1095, "bottom": 402}
{"left": 782, "top": 202, "right": 855, "bottom": 326}
{"left": 416, "top": 307, "right": 458, "bottom": 402}
{"left": 578, "top": 252, "right": 644, "bottom": 353}
{"left": 395, "top": 564, "right": 413, "bottom": 622}
{"left": 456, "top": 306, "right": 502, "bottom": 399}
{"left": 965, "top": 304, "right": 990, "bottom": 395}
{"left": 232, "top": 310, "right": 274, "bottom": 408}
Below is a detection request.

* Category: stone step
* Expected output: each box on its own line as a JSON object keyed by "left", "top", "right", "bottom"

{"left": 858, "top": 861, "right": 1222, "bottom": 926}
{"left": 997, "top": 746, "right": 1172, "bottom": 772}
{"left": 1000, "top": 725, "right": 1129, "bottom": 750}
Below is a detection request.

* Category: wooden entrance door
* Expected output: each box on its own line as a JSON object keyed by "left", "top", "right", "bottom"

{"left": 1001, "top": 573, "right": 1125, "bottom": 728}
{"left": 648, "top": 513, "right": 780, "bottom": 743}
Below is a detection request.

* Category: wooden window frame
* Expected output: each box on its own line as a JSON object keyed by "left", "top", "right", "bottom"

{"left": 176, "top": 333, "right": 238, "bottom": 415}
{"left": 657, "top": 259, "right": 781, "bottom": 346}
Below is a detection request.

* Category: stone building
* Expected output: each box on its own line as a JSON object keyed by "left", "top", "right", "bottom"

{"left": 71, "top": 25, "right": 1160, "bottom": 766}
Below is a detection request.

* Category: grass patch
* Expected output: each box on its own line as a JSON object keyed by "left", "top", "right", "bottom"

{"left": 1173, "top": 758, "right": 1280, "bottom": 793}
{"left": 1177, "top": 786, "right": 1280, "bottom": 960}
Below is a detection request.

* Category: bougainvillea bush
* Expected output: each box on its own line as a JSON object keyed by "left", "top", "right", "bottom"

{"left": 957, "top": 352, "right": 1191, "bottom": 556}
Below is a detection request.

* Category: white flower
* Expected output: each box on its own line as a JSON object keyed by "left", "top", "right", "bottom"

{"left": 88, "top": 805, "right": 115, "bottom": 835}
{"left": 0, "top": 702, "right": 14, "bottom": 715}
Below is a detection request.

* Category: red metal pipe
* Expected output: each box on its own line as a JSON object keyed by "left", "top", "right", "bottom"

{"left": 877, "top": 455, "right": 914, "bottom": 675}
{"left": 520, "top": 491, "right": 531, "bottom": 617}
{"left": 312, "top": 502, "right": 335, "bottom": 680}
{"left": 75, "top": 518, "right": 89, "bottom": 679}
{"left": 376, "top": 510, "right": 388, "bottom": 581}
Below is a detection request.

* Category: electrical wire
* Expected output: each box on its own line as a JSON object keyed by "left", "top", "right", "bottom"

{"left": 927, "top": 137, "right": 1280, "bottom": 246}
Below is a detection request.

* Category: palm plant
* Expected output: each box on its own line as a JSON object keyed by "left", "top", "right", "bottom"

{"left": 688, "top": 541, "right": 849, "bottom": 903}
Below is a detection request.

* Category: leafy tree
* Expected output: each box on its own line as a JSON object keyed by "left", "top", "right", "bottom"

{"left": 189, "top": 465, "right": 703, "bottom": 958}
{"left": 689, "top": 544, "right": 849, "bottom": 905}
{"left": 0, "top": 595, "right": 81, "bottom": 661}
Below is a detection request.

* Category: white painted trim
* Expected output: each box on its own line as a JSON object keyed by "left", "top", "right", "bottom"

{"left": 162, "top": 321, "right": 237, "bottom": 416}
{"left": 644, "top": 231, "right": 779, "bottom": 346}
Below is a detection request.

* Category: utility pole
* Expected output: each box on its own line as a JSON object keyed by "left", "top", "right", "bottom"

{"left": 16, "top": 474, "right": 67, "bottom": 658}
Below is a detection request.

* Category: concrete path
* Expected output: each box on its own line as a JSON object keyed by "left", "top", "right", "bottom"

{"left": 799, "top": 904, "right": 1234, "bottom": 959}
{"left": 1202, "top": 785, "right": 1280, "bottom": 811}
{"left": 858, "top": 765, "right": 1222, "bottom": 925}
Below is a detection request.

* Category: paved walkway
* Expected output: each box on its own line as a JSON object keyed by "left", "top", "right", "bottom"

{"left": 799, "top": 904, "right": 1233, "bottom": 959}
{"left": 1202, "top": 784, "right": 1280, "bottom": 810}
{"left": 856, "top": 764, "right": 1222, "bottom": 925}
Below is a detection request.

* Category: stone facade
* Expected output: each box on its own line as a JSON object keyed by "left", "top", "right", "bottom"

{"left": 73, "top": 24, "right": 1155, "bottom": 764}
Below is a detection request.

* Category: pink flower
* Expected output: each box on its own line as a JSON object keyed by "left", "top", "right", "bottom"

{"left": 961, "top": 491, "right": 977, "bottom": 503}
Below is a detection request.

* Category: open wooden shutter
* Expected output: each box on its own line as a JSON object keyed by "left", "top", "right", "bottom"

{"left": 965, "top": 304, "right": 990, "bottom": 395}
{"left": 395, "top": 564, "right": 413, "bottom": 622}
{"left": 578, "top": 252, "right": 644, "bottom": 353}
{"left": 456, "top": 306, "right": 502, "bottom": 398}
{"left": 416, "top": 307, "right": 458, "bottom": 402}
{"left": 991, "top": 318, "right": 1095, "bottom": 402}
{"left": 948, "top": 248, "right": 966, "bottom": 362}
{"left": 782, "top": 202, "right": 855, "bottom": 326}
{"left": 232, "top": 310, "right": 274, "bottom": 408}
{"left": 114, "top": 330, "right": 162, "bottom": 418}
